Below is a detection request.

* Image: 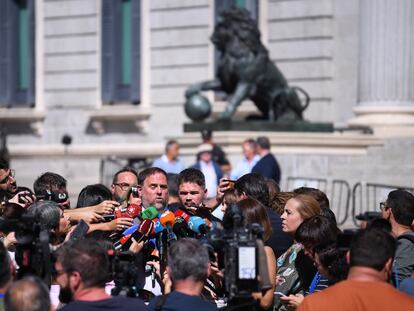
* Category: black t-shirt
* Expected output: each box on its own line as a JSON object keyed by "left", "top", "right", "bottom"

{"left": 60, "top": 296, "right": 148, "bottom": 311}
{"left": 148, "top": 291, "right": 217, "bottom": 311}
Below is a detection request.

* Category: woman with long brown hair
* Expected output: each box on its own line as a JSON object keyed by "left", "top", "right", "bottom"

{"left": 238, "top": 197, "right": 277, "bottom": 310}
{"left": 275, "top": 194, "right": 321, "bottom": 310}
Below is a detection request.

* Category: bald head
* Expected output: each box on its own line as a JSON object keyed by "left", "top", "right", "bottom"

{"left": 5, "top": 277, "right": 51, "bottom": 311}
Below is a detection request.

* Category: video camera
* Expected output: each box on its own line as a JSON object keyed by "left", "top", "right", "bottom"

{"left": 0, "top": 215, "right": 53, "bottom": 286}
{"left": 35, "top": 189, "right": 68, "bottom": 204}
{"left": 107, "top": 249, "right": 154, "bottom": 302}
{"left": 205, "top": 203, "right": 271, "bottom": 304}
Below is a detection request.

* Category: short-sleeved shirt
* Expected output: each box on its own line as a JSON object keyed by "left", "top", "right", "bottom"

{"left": 298, "top": 280, "right": 414, "bottom": 311}
{"left": 393, "top": 232, "right": 414, "bottom": 286}
{"left": 60, "top": 296, "right": 148, "bottom": 311}
{"left": 400, "top": 277, "right": 414, "bottom": 297}
{"left": 148, "top": 291, "right": 217, "bottom": 311}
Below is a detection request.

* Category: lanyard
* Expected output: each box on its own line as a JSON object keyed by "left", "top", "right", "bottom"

{"left": 393, "top": 259, "right": 399, "bottom": 288}
{"left": 308, "top": 272, "right": 321, "bottom": 294}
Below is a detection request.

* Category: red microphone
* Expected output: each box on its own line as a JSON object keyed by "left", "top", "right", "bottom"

{"left": 175, "top": 209, "right": 190, "bottom": 223}
{"left": 114, "top": 219, "right": 154, "bottom": 251}
{"left": 131, "top": 219, "right": 154, "bottom": 242}
{"left": 115, "top": 203, "right": 142, "bottom": 219}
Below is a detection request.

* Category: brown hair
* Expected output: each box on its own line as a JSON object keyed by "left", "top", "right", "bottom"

{"left": 238, "top": 198, "right": 272, "bottom": 241}
{"left": 223, "top": 188, "right": 238, "bottom": 205}
{"left": 291, "top": 194, "right": 321, "bottom": 220}
{"left": 293, "top": 187, "right": 330, "bottom": 210}
{"left": 271, "top": 191, "right": 295, "bottom": 214}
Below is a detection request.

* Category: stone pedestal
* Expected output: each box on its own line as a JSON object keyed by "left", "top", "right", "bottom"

{"left": 184, "top": 121, "right": 334, "bottom": 133}
{"left": 349, "top": 0, "right": 414, "bottom": 137}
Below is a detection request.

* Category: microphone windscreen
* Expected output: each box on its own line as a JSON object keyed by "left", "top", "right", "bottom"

{"left": 138, "top": 219, "right": 154, "bottom": 235}
{"left": 122, "top": 224, "right": 139, "bottom": 236}
{"left": 153, "top": 220, "right": 164, "bottom": 235}
{"left": 114, "top": 204, "right": 142, "bottom": 219}
{"left": 160, "top": 211, "right": 176, "bottom": 227}
{"left": 173, "top": 218, "right": 189, "bottom": 237}
{"left": 131, "top": 219, "right": 153, "bottom": 243}
{"left": 188, "top": 216, "right": 206, "bottom": 234}
{"left": 141, "top": 206, "right": 158, "bottom": 220}
{"left": 124, "top": 204, "right": 142, "bottom": 218}
{"left": 175, "top": 209, "right": 190, "bottom": 222}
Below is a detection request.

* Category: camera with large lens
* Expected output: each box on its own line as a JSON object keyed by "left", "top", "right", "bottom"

{"left": 107, "top": 249, "right": 154, "bottom": 302}
{"left": 205, "top": 203, "right": 271, "bottom": 304}
{"left": 35, "top": 189, "right": 68, "bottom": 204}
{"left": 0, "top": 215, "right": 53, "bottom": 286}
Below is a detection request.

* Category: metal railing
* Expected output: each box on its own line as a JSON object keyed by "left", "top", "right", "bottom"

{"left": 352, "top": 182, "right": 414, "bottom": 226}
{"left": 284, "top": 177, "right": 351, "bottom": 225}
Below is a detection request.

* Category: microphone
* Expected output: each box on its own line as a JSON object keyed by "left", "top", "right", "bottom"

{"left": 130, "top": 219, "right": 154, "bottom": 242}
{"left": 173, "top": 217, "right": 189, "bottom": 238}
{"left": 153, "top": 220, "right": 165, "bottom": 261}
{"left": 113, "top": 224, "right": 139, "bottom": 250}
{"left": 70, "top": 219, "right": 90, "bottom": 241}
{"left": 115, "top": 203, "right": 142, "bottom": 219}
{"left": 153, "top": 220, "right": 164, "bottom": 236}
{"left": 188, "top": 216, "right": 209, "bottom": 235}
{"left": 160, "top": 211, "right": 176, "bottom": 229}
{"left": 175, "top": 209, "right": 190, "bottom": 223}
{"left": 123, "top": 224, "right": 139, "bottom": 235}
{"left": 141, "top": 206, "right": 158, "bottom": 220}
{"left": 160, "top": 211, "right": 177, "bottom": 242}
{"left": 114, "top": 219, "right": 154, "bottom": 251}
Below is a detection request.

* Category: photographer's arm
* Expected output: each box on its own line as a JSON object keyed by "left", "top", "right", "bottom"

{"left": 87, "top": 217, "right": 134, "bottom": 233}
{"left": 64, "top": 200, "right": 121, "bottom": 223}
{"left": 204, "top": 179, "right": 233, "bottom": 210}
{"left": 2, "top": 232, "right": 17, "bottom": 250}
{"left": 7, "top": 191, "right": 35, "bottom": 208}
{"left": 147, "top": 260, "right": 172, "bottom": 295}
{"left": 64, "top": 208, "right": 104, "bottom": 223}
{"left": 252, "top": 246, "right": 276, "bottom": 309}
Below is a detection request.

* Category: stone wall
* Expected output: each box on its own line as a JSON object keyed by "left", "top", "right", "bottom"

{"left": 2, "top": 0, "right": 413, "bottom": 225}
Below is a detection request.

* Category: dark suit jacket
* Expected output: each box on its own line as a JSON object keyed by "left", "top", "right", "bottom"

{"left": 252, "top": 153, "right": 281, "bottom": 184}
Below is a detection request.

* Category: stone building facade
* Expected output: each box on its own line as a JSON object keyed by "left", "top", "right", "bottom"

{"left": 0, "top": 0, "right": 413, "bottom": 221}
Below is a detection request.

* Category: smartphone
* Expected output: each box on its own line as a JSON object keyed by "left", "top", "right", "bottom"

{"left": 70, "top": 219, "right": 90, "bottom": 241}
{"left": 130, "top": 186, "right": 139, "bottom": 198}
{"left": 226, "top": 180, "right": 236, "bottom": 188}
{"left": 274, "top": 291, "right": 287, "bottom": 298}
{"left": 103, "top": 214, "right": 115, "bottom": 222}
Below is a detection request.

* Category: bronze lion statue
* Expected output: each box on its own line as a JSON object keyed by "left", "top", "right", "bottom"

{"left": 185, "top": 7, "right": 309, "bottom": 121}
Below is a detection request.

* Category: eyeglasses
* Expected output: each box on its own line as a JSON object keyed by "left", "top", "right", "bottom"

{"left": 0, "top": 169, "right": 15, "bottom": 184}
{"left": 113, "top": 183, "right": 134, "bottom": 191}
{"left": 379, "top": 202, "right": 387, "bottom": 210}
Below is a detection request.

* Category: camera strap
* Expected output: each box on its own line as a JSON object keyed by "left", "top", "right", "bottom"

{"left": 394, "top": 234, "right": 414, "bottom": 288}
{"left": 397, "top": 234, "right": 414, "bottom": 245}
{"left": 154, "top": 293, "right": 170, "bottom": 311}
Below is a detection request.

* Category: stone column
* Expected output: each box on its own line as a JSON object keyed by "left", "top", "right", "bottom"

{"left": 349, "top": 0, "right": 414, "bottom": 137}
